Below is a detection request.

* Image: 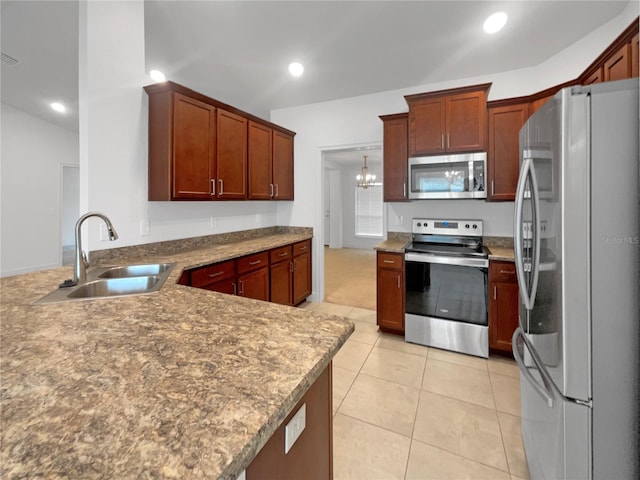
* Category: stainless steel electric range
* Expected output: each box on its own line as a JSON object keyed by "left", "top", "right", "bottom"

{"left": 404, "top": 218, "right": 489, "bottom": 358}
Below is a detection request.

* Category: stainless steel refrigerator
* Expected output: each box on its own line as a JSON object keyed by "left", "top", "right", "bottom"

{"left": 513, "top": 78, "right": 639, "bottom": 480}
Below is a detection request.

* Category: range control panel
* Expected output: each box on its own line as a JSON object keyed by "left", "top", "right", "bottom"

{"left": 412, "top": 218, "right": 483, "bottom": 236}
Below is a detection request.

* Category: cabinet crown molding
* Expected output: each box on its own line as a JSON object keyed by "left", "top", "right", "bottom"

{"left": 404, "top": 82, "right": 492, "bottom": 104}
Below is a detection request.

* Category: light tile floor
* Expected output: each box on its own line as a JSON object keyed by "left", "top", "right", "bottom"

{"left": 301, "top": 301, "right": 529, "bottom": 480}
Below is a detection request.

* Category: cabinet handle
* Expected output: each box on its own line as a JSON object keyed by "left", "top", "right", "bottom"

{"left": 494, "top": 285, "right": 497, "bottom": 300}
{"left": 447, "top": 134, "right": 450, "bottom": 149}
{"left": 441, "top": 134, "right": 445, "bottom": 150}
{"left": 290, "top": 261, "right": 294, "bottom": 272}
{"left": 491, "top": 180, "right": 495, "bottom": 197}
{"left": 275, "top": 184, "right": 279, "bottom": 197}
{"left": 233, "top": 283, "right": 237, "bottom": 295}
{"left": 219, "top": 179, "right": 224, "bottom": 195}
{"left": 299, "top": 246, "right": 307, "bottom": 251}
{"left": 383, "top": 259, "right": 395, "bottom": 264}
{"left": 211, "top": 179, "right": 216, "bottom": 196}
{"left": 249, "top": 260, "right": 262, "bottom": 266}
{"left": 403, "top": 182, "right": 406, "bottom": 197}
{"left": 500, "top": 269, "right": 514, "bottom": 274}
{"left": 238, "top": 280, "right": 244, "bottom": 295}
{"left": 270, "top": 183, "right": 274, "bottom": 197}
{"left": 278, "top": 252, "right": 288, "bottom": 257}
{"left": 208, "top": 271, "right": 224, "bottom": 278}
{"left": 397, "top": 274, "right": 400, "bottom": 289}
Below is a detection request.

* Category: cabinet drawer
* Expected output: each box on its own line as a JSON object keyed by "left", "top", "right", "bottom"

{"left": 292, "top": 239, "right": 311, "bottom": 257}
{"left": 377, "top": 252, "right": 403, "bottom": 269}
{"left": 237, "top": 251, "right": 269, "bottom": 275}
{"left": 270, "top": 245, "right": 292, "bottom": 264}
{"left": 490, "top": 261, "right": 517, "bottom": 283}
{"left": 191, "top": 260, "right": 235, "bottom": 288}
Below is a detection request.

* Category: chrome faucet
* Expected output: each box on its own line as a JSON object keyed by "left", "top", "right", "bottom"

{"left": 73, "top": 212, "right": 118, "bottom": 284}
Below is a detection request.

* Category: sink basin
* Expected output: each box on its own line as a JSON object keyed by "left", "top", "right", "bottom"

{"left": 66, "top": 276, "right": 161, "bottom": 299}
{"left": 98, "top": 263, "right": 173, "bottom": 278}
{"left": 35, "top": 262, "right": 176, "bottom": 304}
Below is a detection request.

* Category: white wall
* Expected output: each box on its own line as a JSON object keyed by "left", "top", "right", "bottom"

{"left": 78, "top": 0, "right": 281, "bottom": 256}
{"left": 272, "top": 5, "right": 638, "bottom": 299}
{"left": 1, "top": 103, "right": 79, "bottom": 276}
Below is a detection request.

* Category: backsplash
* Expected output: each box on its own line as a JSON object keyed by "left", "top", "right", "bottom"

{"left": 90, "top": 226, "right": 313, "bottom": 265}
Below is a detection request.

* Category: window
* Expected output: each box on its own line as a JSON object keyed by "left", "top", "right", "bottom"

{"left": 355, "top": 185, "right": 383, "bottom": 237}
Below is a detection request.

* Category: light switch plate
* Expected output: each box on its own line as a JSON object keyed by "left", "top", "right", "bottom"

{"left": 284, "top": 403, "right": 306, "bottom": 454}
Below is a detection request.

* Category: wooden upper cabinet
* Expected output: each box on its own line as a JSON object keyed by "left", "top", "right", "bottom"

{"left": 379, "top": 113, "right": 408, "bottom": 202}
{"left": 248, "top": 121, "right": 273, "bottom": 200}
{"left": 487, "top": 102, "right": 529, "bottom": 201}
{"left": 632, "top": 32, "right": 639, "bottom": 77}
{"left": 216, "top": 109, "right": 247, "bottom": 199}
{"left": 405, "top": 84, "right": 490, "bottom": 156}
{"left": 272, "top": 130, "right": 294, "bottom": 200}
{"left": 604, "top": 43, "right": 631, "bottom": 81}
{"left": 172, "top": 93, "right": 216, "bottom": 200}
{"left": 144, "top": 81, "right": 295, "bottom": 202}
{"left": 583, "top": 67, "right": 603, "bottom": 85}
{"left": 407, "top": 96, "right": 445, "bottom": 155}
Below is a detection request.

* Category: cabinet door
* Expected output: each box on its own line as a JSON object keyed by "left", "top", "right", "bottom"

{"left": 604, "top": 43, "right": 631, "bottom": 81}
{"left": 272, "top": 130, "right": 294, "bottom": 200}
{"left": 238, "top": 267, "right": 269, "bottom": 301}
{"left": 487, "top": 103, "right": 529, "bottom": 201}
{"left": 529, "top": 94, "right": 554, "bottom": 117}
{"left": 172, "top": 93, "right": 216, "bottom": 199}
{"left": 376, "top": 253, "right": 404, "bottom": 334}
{"left": 292, "top": 253, "right": 311, "bottom": 305}
{"left": 248, "top": 121, "right": 273, "bottom": 200}
{"left": 381, "top": 114, "right": 408, "bottom": 201}
{"left": 270, "top": 261, "right": 292, "bottom": 305}
{"left": 489, "top": 282, "right": 519, "bottom": 353}
{"left": 583, "top": 67, "right": 603, "bottom": 85}
{"left": 203, "top": 278, "right": 237, "bottom": 295}
{"left": 489, "top": 261, "right": 519, "bottom": 354}
{"left": 631, "top": 32, "right": 639, "bottom": 78}
{"left": 408, "top": 97, "right": 446, "bottom": 156}
{"left": 216, "top": 109, "right": 247, "bottom": 199}
{"left": 445, "top": 90, "right": 486, "bottom": 153}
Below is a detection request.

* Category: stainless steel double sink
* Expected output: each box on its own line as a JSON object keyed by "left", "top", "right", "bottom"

{"left": 35, "top": 263, "right": 176, "bottom": 304}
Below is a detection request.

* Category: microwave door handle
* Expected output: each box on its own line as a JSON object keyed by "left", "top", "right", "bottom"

{"left": 512, "top": 327, "right": 555, "bottom": 408}
{"left": 514, "top": 158, "right": 533, "bottom": 310}
{"left": 528, "top": 160, "right": 542, "bottom": 309}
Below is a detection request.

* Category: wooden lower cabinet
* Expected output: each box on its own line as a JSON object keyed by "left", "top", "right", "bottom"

{"left": 376, "top": 252, "right": 405, "bottom": 335}
{"left": 488, "top": 260, "right": 519, "bottom": 355}
{"left": 246, "top": 364, "right": 332, "bottom": 480}
{"left": 183, "top": 240, "right": 312, "bottom": 306}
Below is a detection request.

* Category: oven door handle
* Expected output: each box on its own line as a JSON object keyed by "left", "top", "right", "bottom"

{"left": 404, "top": 252, "right": 488, "bottom": 268}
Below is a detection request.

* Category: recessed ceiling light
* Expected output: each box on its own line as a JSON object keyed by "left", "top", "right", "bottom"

{"left": 483, "top": 12, "right": 508, "bottom": 34}
{"left": 149, "top": 69, "right": 166, "bottom": 82}
{"left": 288, "top": 62, "right": 304, "bottom": 77}
{"left": 50, "top": 102, "right": 66, "bottom": 113}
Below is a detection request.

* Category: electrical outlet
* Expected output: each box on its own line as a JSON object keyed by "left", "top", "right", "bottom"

{"left": 210, "top": 216, "right": 217, "bottom": 229}
{"left": 140, "top": 219, "right": 150, "bottom": 236}
{"left": 284, "top": 403, "right": 306, "bottom": 454}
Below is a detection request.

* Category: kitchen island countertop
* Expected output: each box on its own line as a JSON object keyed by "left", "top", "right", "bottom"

{"left": 0, "top": 232, "right": 353, "bottom": 479}
{"left": 487, "top": 246, "right": 515, "bottom": 262}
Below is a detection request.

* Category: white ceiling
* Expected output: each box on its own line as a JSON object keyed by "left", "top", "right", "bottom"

{"left": 0, "top": 1, "right": 631, "bottom": 135}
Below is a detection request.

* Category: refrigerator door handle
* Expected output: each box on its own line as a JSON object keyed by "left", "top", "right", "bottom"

{"left": 514, "top": 158, "right": 533, "bottom": 310}
{"left": 528, "top": 159, "right": 542, "bottom": 309}
{"left": 512, "top": 327, "right": 555, "bottom": 408}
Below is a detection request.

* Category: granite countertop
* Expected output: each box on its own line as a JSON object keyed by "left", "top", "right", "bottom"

{"left": 374, "top": 239, "right": 410, "bottom": 253}
{"left": 487, "top": 246, "right": 515, "bottom": 262}
{"left": 1, "top": 233, "right": 353, "bottom": 479}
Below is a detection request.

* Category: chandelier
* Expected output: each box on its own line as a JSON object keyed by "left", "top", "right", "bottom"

{"left": 356, "top": 155, "right": 376, "bottom": 189}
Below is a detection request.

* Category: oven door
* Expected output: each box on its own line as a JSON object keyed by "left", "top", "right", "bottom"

{"left": 404, "top": 252, "right": 488, "bottom": 325}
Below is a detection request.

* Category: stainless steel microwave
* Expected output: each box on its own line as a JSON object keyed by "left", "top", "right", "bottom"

{"left": 408, "top": 152, "right": 487, "bottom": 200}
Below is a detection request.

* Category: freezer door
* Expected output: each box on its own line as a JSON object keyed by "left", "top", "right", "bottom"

{"left": 514, "top": 328, "right": 591, "bottom": 480}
